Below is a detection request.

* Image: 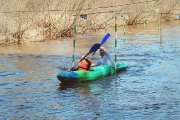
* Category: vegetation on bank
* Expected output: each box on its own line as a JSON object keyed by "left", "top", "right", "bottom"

{"left": 0, "top": 0, "right": 179, "bottom": 44}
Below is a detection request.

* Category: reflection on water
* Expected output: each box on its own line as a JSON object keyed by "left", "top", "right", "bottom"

{"left": 0, "top": 20, "right": 180, "bottom": 119}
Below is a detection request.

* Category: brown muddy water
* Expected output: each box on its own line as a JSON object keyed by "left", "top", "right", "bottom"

{"left": 0, "top": 20, "right": 180, "bottom": 120}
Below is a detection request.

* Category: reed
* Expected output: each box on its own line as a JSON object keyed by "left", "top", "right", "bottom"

{"left": 0, "top": 0, "right": 179, "bottom": 44}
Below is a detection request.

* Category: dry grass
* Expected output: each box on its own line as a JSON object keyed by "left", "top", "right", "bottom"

{"left": 0, "top": 0, "right": 179, "bottom": 44}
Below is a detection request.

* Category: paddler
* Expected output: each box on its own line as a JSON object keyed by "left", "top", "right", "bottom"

{"left": 77, "top": 56, "right": 92, "bottom": 70}
{"left": 92, "top": 47, "right": 114, "bottom": 66}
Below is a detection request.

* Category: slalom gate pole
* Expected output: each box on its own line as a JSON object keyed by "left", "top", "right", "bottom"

{"left": 114, "top": 15, "right": 117, "bottom": 76}
{"left": 144, "top": 9, "right": 146, "bottom": 28}
{"left": 71, "top": 18, "right": 76, "bottom": 68}
{"left": 105, "top": 14, "right": 107, "bottom": 32}
{"left": 160, "top": 13, "right": 162, "bottom": 42}
{"left": 123, "top": 16, "right": 126, "bottom": 42}
{"left": 158, "top": 13, "right": 160, "bottom": 41}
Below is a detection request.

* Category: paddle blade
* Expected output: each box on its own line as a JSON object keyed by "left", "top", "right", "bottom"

{"left": 101, "top": 33, "right": 110, "bottom": 45}
{"left": 88, "top": 43, "right": 101, "bottom": 54}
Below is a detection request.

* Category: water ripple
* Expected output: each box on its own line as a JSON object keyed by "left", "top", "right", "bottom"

{"left": 0, "top": 21, "right": 180, "bottom": 120}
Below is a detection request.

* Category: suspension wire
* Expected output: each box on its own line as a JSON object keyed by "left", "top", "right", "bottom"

{"left": 0, "top": 0, "right": 158, "bottom": 13}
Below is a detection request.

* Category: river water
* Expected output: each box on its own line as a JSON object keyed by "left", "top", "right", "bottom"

{"left": 0, "top": 20, "right": 180, "bottom": 120}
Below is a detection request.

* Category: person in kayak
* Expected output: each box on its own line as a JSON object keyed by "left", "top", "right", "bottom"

{"left": 92, "top": 47, "right": 114, "bottom": 66}
{"left": 77, "top": 56, "right": 92, "bottom": 70}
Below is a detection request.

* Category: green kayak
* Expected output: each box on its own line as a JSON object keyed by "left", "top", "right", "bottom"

{"left": 57, "top": 62, "right": 128, "bottom": 83}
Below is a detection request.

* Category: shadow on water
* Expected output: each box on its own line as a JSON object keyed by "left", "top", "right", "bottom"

{"left": 57, "top": 76, "right": 119, "bottom": 95}
{"left": 58, "top": 82, "right": 78, "bottom": 90}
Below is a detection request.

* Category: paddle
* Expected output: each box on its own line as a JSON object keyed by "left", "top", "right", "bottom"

{"left": 101, "top": 33, "right": 110, "bottom": 45}
{"left": 89, "top": 33, "right": 110, "bottom": 59}
{"left": 69, "top": 43, "right": 101, "bottom": 71}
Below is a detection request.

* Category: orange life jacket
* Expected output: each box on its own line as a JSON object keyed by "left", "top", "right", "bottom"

{"left": 78, "top": 59, "right": 92, "bottom": 70}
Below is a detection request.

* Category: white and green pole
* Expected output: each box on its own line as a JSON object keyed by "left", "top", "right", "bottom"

{"left": 160, "top": 13, "right": 162, "bottom": 42}
{"left": 156, "top": 9, "right": 161, "bottom": 42}
{"left": 158, "top": 13, "right": 162, "bottom": 42}
{"left": 157, "top": 13, "right": 162, "bottom": 42}
{"left": 144, "top": 9, "right": 146, "bottom": 28}
{"left": 114, "top": 15, "right": 117, "bottom": 76}
{"left": 123, "top": 15, "right": 126, "bottom": 42}
{"left": 158, "top": 13, "right": 160, "bottom": 34}
{"left": 71, "top": 17, "right": 76, "bottom": 68}
{"left": 105, "top": 14, "right": 107, "bottom": 32}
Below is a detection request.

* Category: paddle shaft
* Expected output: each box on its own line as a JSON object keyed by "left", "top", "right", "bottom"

{"left": 69, "top": 33, "right": 110, "bottom": 71}
{"left": 69, "top": 43, "right": 101, "bottom": 71}
{"left": 69, "top": 53, "right": 89, "bottom": 71}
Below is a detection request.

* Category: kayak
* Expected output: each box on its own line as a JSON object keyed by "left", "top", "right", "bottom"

{"left": 57, "top": 62, "right": 128, "bottom": 83}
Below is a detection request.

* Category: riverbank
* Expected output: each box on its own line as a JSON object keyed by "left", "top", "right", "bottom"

{"left": 0, "top": 20, "right": 179, "bottom": 56}
{"left": 0, "top": 0, "right": 179, "bottom": 44}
